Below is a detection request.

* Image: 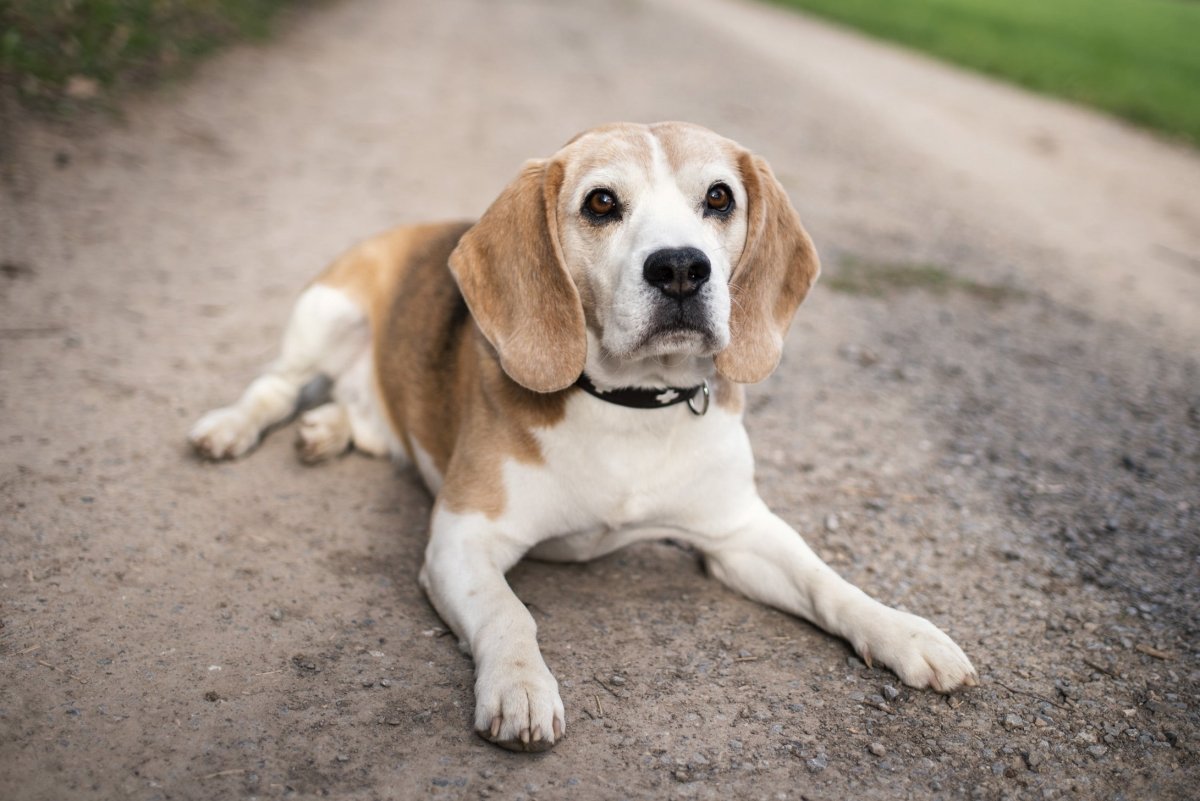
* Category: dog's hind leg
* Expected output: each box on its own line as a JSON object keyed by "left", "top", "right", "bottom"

{"left": 190, "top": 283, "right": 368, "bottom": 460}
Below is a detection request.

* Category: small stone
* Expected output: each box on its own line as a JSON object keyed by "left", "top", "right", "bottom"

{"left": 269, "top": 608, "right": 284, "bottom": 622}
{"left": 610, "top": 675, "right": 626, "bottom": 686}
{"left": 825, "top": 513, "right": 840, "bottom": 532}
{"left": 1087, "top": 745, "right": 1108, "bottom": 758}
{"left": 380, "top": 678, "right": 392, "bottom": 687}
{"left": 361, "top": 679, "right": 375, "bottom": 688}
{"left": 882, "top": 684, "right": 900, "bottom": 701}
{"left": 336, "top": 754, "right": 349, "bottom": 763}
{"left": 806, "top": 755, "right": 827, "bottom": 773}
{"left": 1004, "top": 713, "right": 1027, "bottom": 730}
{"left": 868, "top": 742, "right": 886, "bottom": 757}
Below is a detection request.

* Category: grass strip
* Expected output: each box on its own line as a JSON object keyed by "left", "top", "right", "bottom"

{"left": 1, "top": 0, "right": 305, "bottom": 111}
{"left": 770, "top": 0, "right": 1200, "bottom": 145}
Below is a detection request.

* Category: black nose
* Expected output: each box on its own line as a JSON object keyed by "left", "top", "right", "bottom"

{"left": 642, "top": 247, "right": 711, "bottom": 300}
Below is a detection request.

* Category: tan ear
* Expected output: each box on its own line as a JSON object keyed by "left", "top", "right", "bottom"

{"left": 449, "top": 159, "right": 587, "bottom": 393}
{"left": 715, "top": 152, "right": 820, "bottom": 384}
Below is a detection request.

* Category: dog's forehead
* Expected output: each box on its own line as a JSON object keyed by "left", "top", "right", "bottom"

{"left": 556, "top": 122, "right": 739, "bottom": 186}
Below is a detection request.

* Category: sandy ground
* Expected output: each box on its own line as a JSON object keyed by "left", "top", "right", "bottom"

{"left": 2, "top": 0, "right": 1199, "bottom": 798}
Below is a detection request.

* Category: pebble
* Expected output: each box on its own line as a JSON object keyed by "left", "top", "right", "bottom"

{"left": 269, "top": 608, "right": 284, "bottom": 622}
{"left": 869, "top": 742, "right": 887, "bottom": 757}
{"left": 1004, "top": 713, "right": 1027, "bottom": 730}
{"left": 1087, "top": 745, "right": 1108, "bottom": 758}
{"left": 806, "top": 755, "right": 828, "bottom": 773}
{"left": 380, "top": 678, "right": 392, "bottom": 688}
{"left": 882, "top": 684, "right": 900, "bottom": 701}
{"left": 361, "top": 679, "right": 375, "bottom": 688}
{"left": 336, "top": 754, "right": 349, "bottom": 763}
{"left": 610, "top": 675, "right": 626, "bottom": 686}
{"left": 825, "top": 514, "right": 840, "bottom": 532}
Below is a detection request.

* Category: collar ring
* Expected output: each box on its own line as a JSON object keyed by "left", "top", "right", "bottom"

{"left": 687, "top": 380, "right": 710, "bottom": 417}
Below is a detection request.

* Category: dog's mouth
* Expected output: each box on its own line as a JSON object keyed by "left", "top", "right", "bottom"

{"left": 635, "top": 307, "right": 723, "bottom": 355}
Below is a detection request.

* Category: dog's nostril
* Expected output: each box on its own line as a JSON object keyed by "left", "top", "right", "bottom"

{"left": 643, "top": 247, "right": 711, "bottom": 299}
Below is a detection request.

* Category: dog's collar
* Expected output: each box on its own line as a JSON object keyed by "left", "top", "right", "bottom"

{"left": 574, "top": 373, "right": 710, "bottom": 416}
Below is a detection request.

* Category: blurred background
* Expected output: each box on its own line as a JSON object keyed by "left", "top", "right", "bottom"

{"left": 2, "top": 1, "right": 1198, "bottom": 800}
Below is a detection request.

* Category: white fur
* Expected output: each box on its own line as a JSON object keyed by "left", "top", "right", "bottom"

{"left": 190, "top": 284, "right": 392, "bottom": 462}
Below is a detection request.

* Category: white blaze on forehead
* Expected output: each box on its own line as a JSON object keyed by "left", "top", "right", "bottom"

{"left": 630, "top": 130, "right": 717, "bottom": 260}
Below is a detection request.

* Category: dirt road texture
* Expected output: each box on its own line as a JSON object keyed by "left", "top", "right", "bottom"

{"left": 2, "top": 0, "right": 1199, "bottom": 799}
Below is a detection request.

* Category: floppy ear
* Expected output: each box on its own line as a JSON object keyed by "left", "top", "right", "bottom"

{"left": 449, "top": 159, "right": 587, "bottom": 393}
{"left": 714, "top": 152, "right": 820, "bottom": 384}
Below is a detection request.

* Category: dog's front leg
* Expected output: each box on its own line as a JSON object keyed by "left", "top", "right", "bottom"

{"left": 419, "top": 507, "right": 565, "bottom": 751}
{"left": 697, "top": 498, "right": 978, "bottom": 692}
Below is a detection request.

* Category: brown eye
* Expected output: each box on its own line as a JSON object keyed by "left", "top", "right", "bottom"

{"left": 584, "top": 188, "right": 619, "bottom": 218}
{"left": 706, "top": 183, "right": 733, "bottom": 214}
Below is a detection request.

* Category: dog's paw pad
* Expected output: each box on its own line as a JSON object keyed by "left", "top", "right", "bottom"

{"left": 295, "top": 404, "right": 351, "bottom": 464}
{"left": 189, "top": 407, "right": 259, "bottom": 460}
{"left": 474, "top": 664, "right": 565, "bottom": 752}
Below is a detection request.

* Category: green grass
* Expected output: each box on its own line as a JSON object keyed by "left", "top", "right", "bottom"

{"left": 825, "top": 256, "right": 1024, "bottom": 304}
{"left": 0, "top": 0, "right": 304, "bottom": 111}
{"left": 771, "top": 0, "right": 1200, "bottom": 145}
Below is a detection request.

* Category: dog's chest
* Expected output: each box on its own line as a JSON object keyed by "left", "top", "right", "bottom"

{"left": 517, "top": 395, "right": 754, "bottom": 535}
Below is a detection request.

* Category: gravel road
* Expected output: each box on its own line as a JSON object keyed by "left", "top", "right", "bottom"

{"left": 2, "top": 0, "right": 1198, "bottom": 798}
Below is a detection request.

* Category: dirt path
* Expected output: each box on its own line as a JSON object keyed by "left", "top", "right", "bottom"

{"left": 3, "top": 1, "right": 1198, "bottom": 799}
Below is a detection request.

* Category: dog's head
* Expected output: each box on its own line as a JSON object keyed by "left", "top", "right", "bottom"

{"left": 449, "top": 121, "right": 820, "bottom": 392}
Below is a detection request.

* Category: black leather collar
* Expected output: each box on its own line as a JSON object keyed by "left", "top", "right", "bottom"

{"left": 575, "top": 373, "right": 710, "bottom": 416}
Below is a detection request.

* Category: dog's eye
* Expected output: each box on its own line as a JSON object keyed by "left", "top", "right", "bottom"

{"left": 583, "top": 188, "right": 619, "bottom": 219}
{"left": 705, "top": 183, "right": 734, "bottom": 215}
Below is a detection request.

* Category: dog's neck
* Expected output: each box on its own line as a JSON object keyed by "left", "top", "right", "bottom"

{"left": 582, "top": 333, "right": 714, "bottom": 392}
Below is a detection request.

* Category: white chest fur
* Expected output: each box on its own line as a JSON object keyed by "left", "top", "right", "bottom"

{"left": 481, "top": 394, "right": 757, "bottom": 559}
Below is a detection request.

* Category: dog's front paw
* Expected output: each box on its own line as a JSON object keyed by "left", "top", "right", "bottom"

{"left": 474, "top": 660, "right": 566, "bottom": 752}
{"left": 189, "top": 407, "right": 259, "bottom": 460}
{"left": 851, "top": 609, "right": 978, "bottom": 693}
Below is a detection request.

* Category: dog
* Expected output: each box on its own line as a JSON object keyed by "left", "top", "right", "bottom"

{"left": 189, "top": 121, "right": 978, "bottom": 752}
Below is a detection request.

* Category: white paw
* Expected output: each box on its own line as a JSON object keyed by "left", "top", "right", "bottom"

{"left": 295, "top": 404, "right": 351, "bottom": 464}
{"left": 189, "top": 407, "right": 260, "bottom": 460}
{"left": 474, "top": 659, "right": 566, "bottom": 752}
{"left": 850, "top": 608, "right": 978, "bottom": 693}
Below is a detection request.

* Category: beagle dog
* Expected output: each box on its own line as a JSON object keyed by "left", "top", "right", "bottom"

{"left": 189, "top": 121, "right": 977, "bottom": 752}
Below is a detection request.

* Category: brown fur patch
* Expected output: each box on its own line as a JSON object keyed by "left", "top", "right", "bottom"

{"left": 318, "top": 221, "right": 573, "bottom": 520}
{"left": 714, "top": 153, "right": 819, "bottom": 384}
{"left": 450, "top": 159, "right": 587, "bottom": 393}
